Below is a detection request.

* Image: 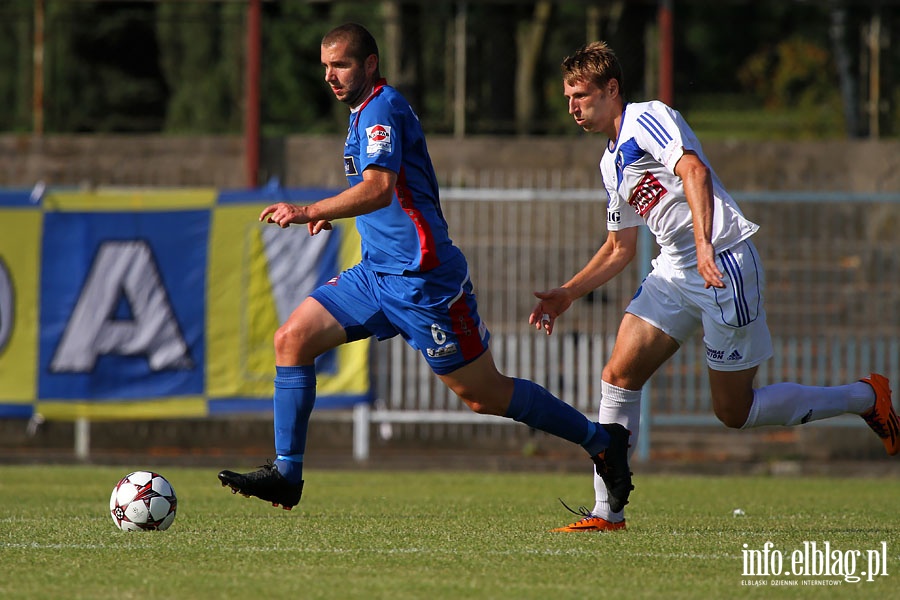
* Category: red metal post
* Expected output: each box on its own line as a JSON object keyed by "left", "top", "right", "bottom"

{"left": 33, "top": 0, "right": 45, "bottom": 135}
{"left": 658, "top": 0, "right": 674, "bottom": 106}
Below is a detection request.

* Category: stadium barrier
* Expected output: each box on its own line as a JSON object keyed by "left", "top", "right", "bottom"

{"left": 353, "top": 189, "right": 900, "bottom": 461}
{"left": 2, "top": 186, "right": 898, "bottom": 461}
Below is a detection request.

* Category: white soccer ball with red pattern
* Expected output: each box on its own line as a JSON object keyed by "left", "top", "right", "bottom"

{"left": 109, "top": 471, "right": 177, "bottom": 531}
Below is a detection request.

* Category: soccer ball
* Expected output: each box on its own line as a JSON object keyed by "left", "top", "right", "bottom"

{"left": 109, "top": 471, "right": 177, "bottom": 531}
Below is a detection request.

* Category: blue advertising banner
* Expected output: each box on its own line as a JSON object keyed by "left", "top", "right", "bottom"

{"left": 0, "top": 187, "right": 370, "bottom": 420}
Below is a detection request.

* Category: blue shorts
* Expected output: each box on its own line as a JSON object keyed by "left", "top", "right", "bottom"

{"left": 310, "top": 255, "right": 490, "bottom": 375}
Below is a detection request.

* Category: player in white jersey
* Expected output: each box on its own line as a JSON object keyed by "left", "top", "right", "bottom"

{"left": 529, "top": 41, "right": 898, "bottom": 533}
{"left": 601, "top": 100, "right": 757, "bottom": 270}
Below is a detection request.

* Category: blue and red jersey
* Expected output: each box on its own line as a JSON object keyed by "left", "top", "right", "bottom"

{"left": 343, "top": 80, "right": 462, "bottom": 274}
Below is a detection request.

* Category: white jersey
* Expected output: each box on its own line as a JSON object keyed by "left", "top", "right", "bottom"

{"left": 600, "top": 100, "right": 758, "bottom": 268}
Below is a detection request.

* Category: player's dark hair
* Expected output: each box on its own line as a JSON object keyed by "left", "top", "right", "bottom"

{"left": 561, "top": 41, "right": 624, "bottom": 94}
{"left": 322, "top": 23, "right": 379, "bottom": 65}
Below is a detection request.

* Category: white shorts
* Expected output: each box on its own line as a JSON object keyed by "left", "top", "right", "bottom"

{"left": 626, "top": 239, "right": 773, "bottom": 372}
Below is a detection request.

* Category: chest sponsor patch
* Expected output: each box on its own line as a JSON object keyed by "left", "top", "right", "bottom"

{"left": 344, "top": 155, "right": 358, "bottom": 176}
{"left": 628, "top": 171, "right": 667, "bottom": 216}
{"left": 365, "top": 124, "right": 392, "bottom": 155}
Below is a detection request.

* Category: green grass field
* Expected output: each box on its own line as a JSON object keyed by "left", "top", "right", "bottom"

{"left": 2, "top": 465, "right": 897, "bottom": 599}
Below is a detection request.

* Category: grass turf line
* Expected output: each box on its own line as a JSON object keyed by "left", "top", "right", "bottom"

{"left": 1, "top": 465, "right": 898, "bottom": 599}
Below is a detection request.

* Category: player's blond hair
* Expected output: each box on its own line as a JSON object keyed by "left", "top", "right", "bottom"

{"left": 561, "top": 41, "right": 624, "bottom": 92}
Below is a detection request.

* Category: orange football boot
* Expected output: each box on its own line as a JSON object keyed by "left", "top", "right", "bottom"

{"left": 550, "top": 500, "right": 626, "bottom": 532}
{"left": 551, "top": 515, "right": 626, "bottom": 532}
{"left": 860, "top": 373, "right": 899, "bottom": 456}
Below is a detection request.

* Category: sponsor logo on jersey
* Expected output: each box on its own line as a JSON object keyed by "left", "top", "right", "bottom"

{"left": 607, "top": 210, "right": 621, "bottom": 224}
{"left": 628, "top": 171, "right": 667, "bottom": 216}
{"left": 368, "top": 124, "right": 390, "bottom": 142}
{"left": 344, "top": 155, "right": 358, "bottom": 176}
{"left": 365, "top": 124, "right": 392, "bottom": 155}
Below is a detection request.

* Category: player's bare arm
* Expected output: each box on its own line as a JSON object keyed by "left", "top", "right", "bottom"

{"left": 675, "top": 151, "right": 725, "bottom": 289}
{"left": 530, "top": 227, "right": 638, "bottom": 334}
{"left": 259, "top": 166, "right": 397, "bottom": 233}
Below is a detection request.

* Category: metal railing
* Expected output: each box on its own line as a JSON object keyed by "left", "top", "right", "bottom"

{"left": 354, "top": 189, "right": 900, "bottom": 461}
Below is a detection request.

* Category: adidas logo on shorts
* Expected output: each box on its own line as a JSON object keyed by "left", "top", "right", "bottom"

{"left": 727, "top": 349, "right": 743, "bottom": 361}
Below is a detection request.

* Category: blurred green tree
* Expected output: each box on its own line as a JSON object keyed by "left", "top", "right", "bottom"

{"left": 0, "top": 0, "right": 895, "bottom": 139}
{"left": 156, "top": 1, "right": 243, "bottom": 133}
{"left": 738, "top": 38, "right": 845, "bottom": 137}
{"left": 0, "top": 1, "right": 33, "bottom": 132}
{"left": 46, "top": 1, "right": 167, "bottom": 132}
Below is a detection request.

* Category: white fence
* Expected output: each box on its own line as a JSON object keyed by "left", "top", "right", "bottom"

{"left": 352, "top": 189, "right": 900, "bottom": 461}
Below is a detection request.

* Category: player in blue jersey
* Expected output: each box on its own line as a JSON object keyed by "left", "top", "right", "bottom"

{"left": 531, "top": 41, "right": 898, "bottom": 532}
{"left": 218, "top": 24, "right": 632, "bottom": 513}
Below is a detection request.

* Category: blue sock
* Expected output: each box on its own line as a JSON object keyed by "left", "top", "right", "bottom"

{"left": 504, "top": 378, "right": 609, "bottom": 456}
{"left": 273, "top": 365, "right": 316, "bottom": 484}
{"left": 581, "top": 423, "right": 611, "bottom": 457}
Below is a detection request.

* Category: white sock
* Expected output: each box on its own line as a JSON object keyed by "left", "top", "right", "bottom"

{"left": 592, "top": 380, "right": 641, "bottom": 521}
{"left": 741, "top": 381, "right": 875, "bottom": 429}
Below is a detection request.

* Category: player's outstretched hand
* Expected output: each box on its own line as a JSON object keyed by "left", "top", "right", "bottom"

{"left": 259, "top": 202, "right": 311, "bottom": 229}
{"left": 529, "top": 288, "right": 574, "bottom": 335}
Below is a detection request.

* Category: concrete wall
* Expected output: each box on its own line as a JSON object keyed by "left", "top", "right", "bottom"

{"left": 3, "top": 134, "right": 900, "bottom": 192}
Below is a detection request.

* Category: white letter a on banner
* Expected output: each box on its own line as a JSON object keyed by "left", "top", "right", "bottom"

{"left": 51, "top": 240, "right": 193, "bottom": 372}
